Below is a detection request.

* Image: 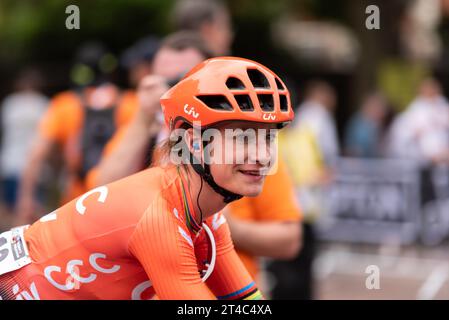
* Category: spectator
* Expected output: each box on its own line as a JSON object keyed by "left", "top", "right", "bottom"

{"left": 388, "top": 78, "right": 449, "bottom": 164}
{"left": 344, "top": 93, "right": 389, "bottom": 158}
{"left": 172, "top": 0, "right": 234, "bottom": 55}
{"left": 0, "top": 68, "right": 48, "bottom": 212}
{"left": 388, "top": 77, "right": 449, "bottom": 205}
{"left": 15, "top": 42, "right": 130, "bottom": 224}
{"left": 293, "top": 80, "right": 340, "bottom": 167}
{"left": 270, "top": 81, "right": 340, "bottom": 299}
{"left": 267, "top": 121, "right": 330, "bottom": 300}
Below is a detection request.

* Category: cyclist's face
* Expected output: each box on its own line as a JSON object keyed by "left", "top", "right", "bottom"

{"left": 208, "top": 121, "right": 278, "bottom": 197}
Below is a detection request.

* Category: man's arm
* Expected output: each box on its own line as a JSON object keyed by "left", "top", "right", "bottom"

{"left": 16, "top": 91, "right": 77, "bottom": 223}
{"left": 224, "top": 215, "right": 302, "bottom": 259}
{"left": 16, "top": 134, "right": 53, "bottom": 223}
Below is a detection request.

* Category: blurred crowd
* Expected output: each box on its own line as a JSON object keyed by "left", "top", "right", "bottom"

{"left": 2, "top": 0, "right": 449, "bottom": 299}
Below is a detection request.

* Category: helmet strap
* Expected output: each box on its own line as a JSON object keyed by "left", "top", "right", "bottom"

{"left": 190, "top": 160, "right": 243, "bottom": 204}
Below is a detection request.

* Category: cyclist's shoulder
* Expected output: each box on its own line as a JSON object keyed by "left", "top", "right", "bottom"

{"left": 129, "top": 167, "right": 192, "bottom": 226}
{"left": 109, "top": 165, "right": 177, "bottom": 191}
{"left": 102, "top": 166, "right": 180, "bottom": 215}
{"left": 144, "top": 166, "right": 185, "bottom": 208}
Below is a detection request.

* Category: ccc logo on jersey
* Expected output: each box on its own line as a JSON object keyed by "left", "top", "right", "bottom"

{"left": 44, "top": 252, "right": 120, "bottom": 292}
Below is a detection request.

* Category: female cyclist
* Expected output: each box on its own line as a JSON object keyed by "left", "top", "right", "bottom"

{"left": 0, "top": 57, "right": 294, "bottom": 300}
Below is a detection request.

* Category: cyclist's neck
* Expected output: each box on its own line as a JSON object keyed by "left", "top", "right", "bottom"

{"left": 179, "top": 166, "right": 227, "bottom": 224}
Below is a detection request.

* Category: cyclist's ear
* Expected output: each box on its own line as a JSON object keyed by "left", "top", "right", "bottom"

{"left": 184, "top": 127, "right": 202, "bottom": 155}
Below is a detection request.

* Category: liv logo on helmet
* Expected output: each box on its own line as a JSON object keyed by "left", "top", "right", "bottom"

{"left": 262, "top": 113, "right": 276, "bottom": 121}
{"left": 184, "top": 104, "right": 199, "bottom": 119}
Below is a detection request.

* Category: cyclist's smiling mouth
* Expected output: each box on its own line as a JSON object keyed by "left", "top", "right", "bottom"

{"left": 237, "top": 168, "right": 268, "bottom": 182}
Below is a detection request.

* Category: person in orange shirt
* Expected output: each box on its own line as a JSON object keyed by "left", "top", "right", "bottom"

{"left": 15, "top": 43, "right": 136, "bottom": 224}
{"left": 0, "top": 57, "right": 293, "bottom": 300}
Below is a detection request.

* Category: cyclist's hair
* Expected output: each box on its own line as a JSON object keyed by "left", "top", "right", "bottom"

{"left": 172, "top": 0, "right": 227, "bottom": 31}
{"left": 152, "top": 124, "right": 191, "bottom": 168}
{"left": 160, "top": 31, "right": 213, "bottom": 59}
{"left": 152, "top": 137, "right": 179, "bottom": 168}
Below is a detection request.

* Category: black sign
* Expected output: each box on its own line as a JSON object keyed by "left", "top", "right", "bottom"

{"left": 317, "top": 157, "right": 421, "bottom": 245}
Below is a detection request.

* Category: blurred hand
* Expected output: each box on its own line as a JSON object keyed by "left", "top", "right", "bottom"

{"left": 15, "top": 195, "right": 36, "bottom": 226}
{"left": 137, "top": 75, "right": 169, "bottom": 124}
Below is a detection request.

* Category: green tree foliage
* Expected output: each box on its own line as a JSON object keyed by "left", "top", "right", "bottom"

{"left": 0, "top": 0, "right": 175, "bottom": 65}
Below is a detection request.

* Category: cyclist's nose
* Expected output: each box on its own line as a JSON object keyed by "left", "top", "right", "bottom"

{"left": 247, "top": 140, "right": 272, "bottom": 167}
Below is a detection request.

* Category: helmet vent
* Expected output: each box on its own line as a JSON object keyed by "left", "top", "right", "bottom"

{"left": 258, "top": 94, "right": 274, "bottom": 112}
{"left": 197, "top": 95, "right": 233, "bottom": 111}
{"left": 247, "top": 68, "right": 270, "bottom": 89}
{"left": 275, "top": 78, "right": 285, "bottom": 90}
{"left": 234, "top": 94, "right": 254, "bottom": 111}
{"left": 226, "top": 77, "right": 246, "bottom": 90}
{"left": 279, "top": 94, "right": 288, "bottom": 111}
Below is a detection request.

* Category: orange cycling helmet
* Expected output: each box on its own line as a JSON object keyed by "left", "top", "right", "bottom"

{"left": 160, "top": 56, "right": 294, "bottom": 130}
{"left": 160, "top": 56, "right": 294, "bottom": 203}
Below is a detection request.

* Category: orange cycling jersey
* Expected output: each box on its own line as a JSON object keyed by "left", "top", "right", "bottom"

{"left": 0, "top": 166, "right": 262, "bottom": 300}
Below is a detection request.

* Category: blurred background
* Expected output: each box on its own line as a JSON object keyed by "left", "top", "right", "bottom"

{"left": 2, "top": 0, "right": 449, "bottom": 299}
